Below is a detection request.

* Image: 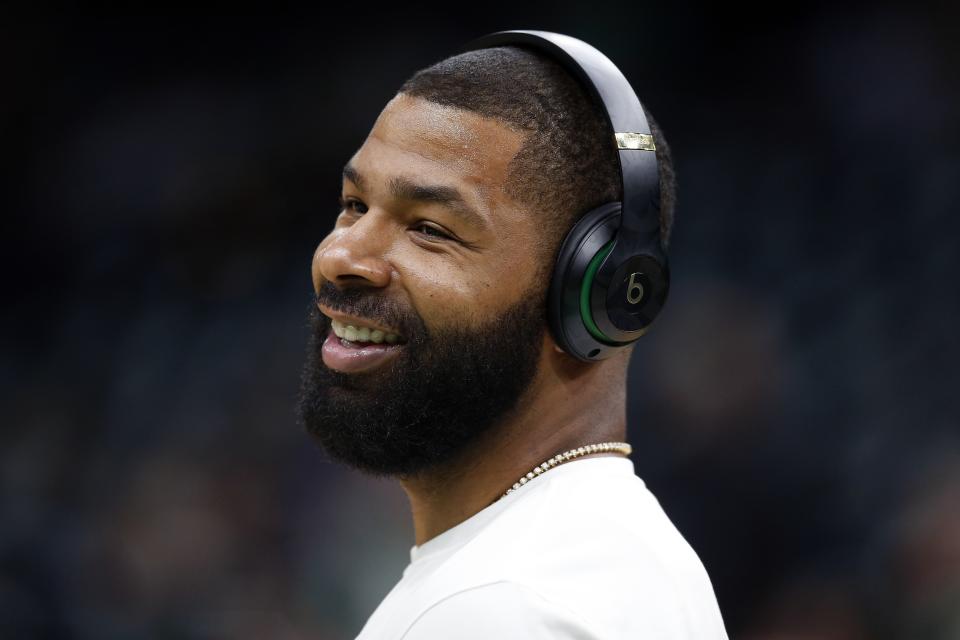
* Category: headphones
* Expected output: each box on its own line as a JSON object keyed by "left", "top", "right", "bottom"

{"left": 458, "top": 30, "right": 670, "bottom": 362}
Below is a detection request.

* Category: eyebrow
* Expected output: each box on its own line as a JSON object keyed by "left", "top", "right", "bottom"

{"left": 342, "top": 163, "right": 489, "bottom": 231}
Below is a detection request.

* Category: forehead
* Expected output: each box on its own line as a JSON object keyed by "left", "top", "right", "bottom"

{"left": 350, "top": 93, "right": 529, "bottom": 220}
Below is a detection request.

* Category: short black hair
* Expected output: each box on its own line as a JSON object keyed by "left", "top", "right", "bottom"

{"left": 398, "top": 44, "right": 676, "bottom": 271}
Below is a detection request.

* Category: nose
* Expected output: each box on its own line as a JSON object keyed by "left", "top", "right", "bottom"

{"left": 312, "top": 215, "right": 393, "bottom": 292}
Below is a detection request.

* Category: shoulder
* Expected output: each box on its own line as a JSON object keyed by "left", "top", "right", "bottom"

{"left": 417, "top": 459, "right": 728, "bottom": 637}
{"left": 400, "top": 581, "right": 599, "bottom": 640}
{"left": 377, "top": 459, "right": 728, "bottom": 639}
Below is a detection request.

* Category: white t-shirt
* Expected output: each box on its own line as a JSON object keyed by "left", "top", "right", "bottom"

{"left": 356, "top": 456, "right": 729, "bottom": 639}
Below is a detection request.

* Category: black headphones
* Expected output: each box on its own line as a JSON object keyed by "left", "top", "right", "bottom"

{"left": 458, "top": 30, "right": 670, "bottom": 362}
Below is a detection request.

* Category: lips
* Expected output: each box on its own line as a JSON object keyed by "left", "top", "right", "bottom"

{"left": 318, "top": 307, "right": 407, "bottom": 373}
{"left": 329, "top": 318, "right": 404, "bottom": 345}
{"left": 317, "top": 304, "right": 405, "bottom": 340}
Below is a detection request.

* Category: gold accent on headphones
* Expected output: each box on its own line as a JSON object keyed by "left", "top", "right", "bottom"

{"left": 615, "top": 132, "right": 656, "bottom": 151}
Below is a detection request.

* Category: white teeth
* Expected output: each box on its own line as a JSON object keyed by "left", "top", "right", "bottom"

{"left": 329, "top": 318, "right": 401, "bottom": 344}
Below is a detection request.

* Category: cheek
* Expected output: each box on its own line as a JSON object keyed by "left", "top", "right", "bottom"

{"left": 401, "top": 266, "right": 497, "bottom": 328}
{"left": 418, "top": 278, "right": 546, "bottom": 345}
{"left": 402, "top": 256, "right": 540, "bottom": 331}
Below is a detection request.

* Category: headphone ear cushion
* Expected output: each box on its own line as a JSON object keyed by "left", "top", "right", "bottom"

{"left": 547, "top": 202, "right": 624, "bottom": 361}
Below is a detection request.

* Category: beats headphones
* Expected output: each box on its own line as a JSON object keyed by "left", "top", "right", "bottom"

{"left": 458, "top": 30, "right": 669, "bottom": 362}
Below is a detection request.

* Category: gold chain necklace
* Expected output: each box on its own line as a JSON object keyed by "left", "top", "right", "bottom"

{"left": 500, "top": 441, "right": 632, "bottom": 500}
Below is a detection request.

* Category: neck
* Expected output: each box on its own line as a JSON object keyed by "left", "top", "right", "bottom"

{"left": 399, "top": 340, "right": 630, "bottom": 546}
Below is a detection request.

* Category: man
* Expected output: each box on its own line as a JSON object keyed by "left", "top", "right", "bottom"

{"left": 298, "top": 31, "right": 729, "bottom": 639}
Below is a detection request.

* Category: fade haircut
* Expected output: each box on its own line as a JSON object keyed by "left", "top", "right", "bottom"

{"left": 398, "top": 45, "right": 676, "bottom": 276}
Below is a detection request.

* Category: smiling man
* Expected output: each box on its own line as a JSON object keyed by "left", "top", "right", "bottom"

{"left": 298, "top": 31, "right": 728, "bottom": 639}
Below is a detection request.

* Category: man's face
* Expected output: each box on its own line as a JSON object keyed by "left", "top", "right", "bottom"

{"left": 298, "top": 93, "right": 549, "bottom": 476}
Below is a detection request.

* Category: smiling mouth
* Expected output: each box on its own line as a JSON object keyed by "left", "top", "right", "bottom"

{"left": 319, "top": 313, "right": 407, "bottom": 374}
{"left": 328, "top": 318, "right": 406, "bottom": 346}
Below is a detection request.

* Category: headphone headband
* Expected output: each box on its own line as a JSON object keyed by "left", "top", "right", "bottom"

{"left": 457, "top": 30, "right": 670, "bottom": 360}
{"left": 458, "top": 30, "right": 665, "bottom": 265}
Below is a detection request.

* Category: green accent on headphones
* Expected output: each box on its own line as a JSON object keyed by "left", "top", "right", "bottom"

{"left": 579, "top": 241, "right": 619, "bottom": 345}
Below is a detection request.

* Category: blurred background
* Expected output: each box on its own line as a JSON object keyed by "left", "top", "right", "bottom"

{"left": 3, "top": 2, "right": 958, "bottom": 638}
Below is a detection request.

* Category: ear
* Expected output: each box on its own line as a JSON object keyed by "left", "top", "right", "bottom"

{"left": 542, "top": 324, "right": 568, "bottom": 354}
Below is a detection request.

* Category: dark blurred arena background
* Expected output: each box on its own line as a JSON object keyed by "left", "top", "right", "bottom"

{"left": 3, "top": 3, "right": 959, "bottom": 638}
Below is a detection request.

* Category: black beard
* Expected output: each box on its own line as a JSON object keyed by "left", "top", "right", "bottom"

{"left": 296, "top": 282, "right": 546, "bottom": 477}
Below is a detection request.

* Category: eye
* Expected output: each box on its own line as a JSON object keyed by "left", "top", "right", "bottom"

{"left": 338, "top": 196, "right": 368, "bottom": 214}
{"left": 413, "top": 222, "right": 454, "bottom": 241}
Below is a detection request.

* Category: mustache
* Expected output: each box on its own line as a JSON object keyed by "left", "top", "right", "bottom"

{"left": 313, "top": 281, "right": 425, "bottom": 339}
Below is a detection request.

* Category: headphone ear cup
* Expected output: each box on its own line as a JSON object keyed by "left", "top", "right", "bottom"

{"left": 595, "top": 250, "right": 670, "bottom": 339}
{"left": 547, "top": 202, "right": 624, "bottom": 361}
